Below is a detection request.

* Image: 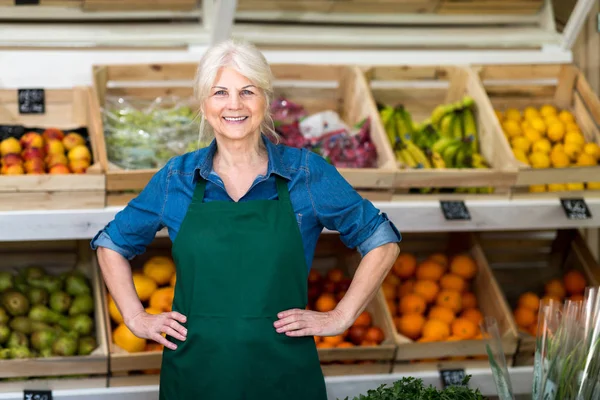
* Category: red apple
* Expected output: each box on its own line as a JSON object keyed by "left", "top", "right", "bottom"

{"left": 1, "top": 164, "right": 24, "bottom": 175}
{"left": 46, "top": 153, "right": 68, "bottom": 168}
{"left": 67, "top": 145, "right": 91, "bottom": 162}
{"left": 42, "top": 128, "right": 65, "bottom": 142}
{"left": 24, "top": 158, "right": 45, "bottom": 174}
{"left": 22, "top": 147, "right": 45, "bottom": 161}
{"left": 68, "top": 159, "right": 89, "bottom": 174}
{"left": 45, "top": 140, "right": 65, "bottom": 156}
{"left": 62, "top": 133, "right": 85, "bottom": 151}
{"left": 1, "top": 153, "right": 23, "bottom": 167}
{"left": 19, "top": 132, "right": 44, "bottom": 149}
{"left": 49, "top": 164, "right": 70, "bottom": 175}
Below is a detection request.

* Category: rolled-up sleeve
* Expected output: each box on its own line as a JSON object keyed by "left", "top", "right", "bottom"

{"left": 306, "top": 151, "right": 401, "bottom": 255}
{"left": 90, "top": 162, "right": 170, "bottom": 259}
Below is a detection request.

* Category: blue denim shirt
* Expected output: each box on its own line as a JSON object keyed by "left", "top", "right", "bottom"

{"left": 91, "top": 135, "right": 402, "bottom": 269}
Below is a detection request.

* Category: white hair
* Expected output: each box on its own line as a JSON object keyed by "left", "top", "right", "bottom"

{"left": 194, "top": 39, "right": 279, "bottom": 144}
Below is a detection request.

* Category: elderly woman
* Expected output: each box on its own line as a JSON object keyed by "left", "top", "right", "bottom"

{"left": 92, "top": 40, "right": 401, "bottom": 399}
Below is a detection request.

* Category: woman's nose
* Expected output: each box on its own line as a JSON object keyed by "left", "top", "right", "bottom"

{"left": 226, "top": 94, "right": 242, "bottom": 109}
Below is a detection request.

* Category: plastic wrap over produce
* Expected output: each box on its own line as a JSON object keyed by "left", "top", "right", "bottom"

{"left": 102, "top": 96, "right": 207, "bottom": 170}
{"left": 272, "top": 97, "right": 378, "bottom": 168}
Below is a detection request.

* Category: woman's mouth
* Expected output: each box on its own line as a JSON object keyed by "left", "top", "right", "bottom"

{"left": 223, "top": 116, "right": 248, "bottom": 123}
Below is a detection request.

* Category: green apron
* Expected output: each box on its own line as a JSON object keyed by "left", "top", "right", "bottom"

{"left": 159, "top": 176, "right": 327, "bottom": 400}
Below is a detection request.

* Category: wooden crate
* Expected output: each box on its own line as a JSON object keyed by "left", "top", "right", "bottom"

{"left": 392, "top": 357, "right": 512, "bottom": 374}
{"left": 386, "top": 232, "right": 519, "bottom": 362}
{"left": 321, "top": 362, "right": 391, "bottom": 376}
{"left": 0, "top": 1, "right": 82, "bottom": 6}
{"left": 0, "top": 87, "right": 105, "bottom": 211}
{"left": 82, "top": 0, "right": 197, "bottom": 11}
{"left": 92, "top": 62, "right": 397, "bottom": 205}
{"left": 364, "top": 65, "right": 517, "bottom": 200}
{"left": 236, "top": 0, "right": 439, "bottom": 14}
{"left": 437, "top": 0, "right": 545, "bottom": 15}
{"left": 480, "top": 229, "right": 600, "bottom": 366}
{"left": 0, "top": 240, "right": 109, "bottom": 390}
{"left": 474, "top": 63, "right": 600, "bottom": 197}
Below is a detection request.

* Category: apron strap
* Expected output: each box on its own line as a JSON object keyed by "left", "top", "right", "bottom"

{"left": 275, "top": 176, "right": 290, "bottom": 203}
{"left": 194, "top": 178, "right": 208, "bottom": 203}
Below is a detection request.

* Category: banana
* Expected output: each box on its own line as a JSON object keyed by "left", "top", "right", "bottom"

{"left": 399, "top": 147, "right": 419, "bottom": 168}
{"left": 471, "top": 153, "right": 488, "bottom": 168}
{"left": 453, "top": 111, "right": 464, "bottom": 139}
{"left": 405, "top": 139, "right": 432, "bottom": 168}
{"left": 431, "top": 104, "right": 450, "bottom": 126}
{"left": 430, "top": 151, "right": 446, "bottom": 169}
{"left": 442, "top": 142, "right": 461, "bottom": 168}
{"left": 380, "top": 106, "right": 394, "bottom": 127}
{"left": 400, "top": 107, "right": 414, "bottom": 136}
{"left": 439, "top": 113, "right": 454, "bottom": 138}
{"left": 431, "top": 137, "right": 457, "bottom": 155}
{"left": 462, "top": 108, "right": 478, "bottom": 152}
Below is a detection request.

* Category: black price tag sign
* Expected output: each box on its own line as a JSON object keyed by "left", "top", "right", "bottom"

{"left": 18, "top": 89, "right": 45, "bottom": 114}
{"left": 24, "top": 390, "right": 52, "bottom": 400}
{"left": 561, "top": 198, "right": 592, "bottom": 220}
{"left": 15, "top": 0, "right": 40, "bottom": 5}
{"left": 440, "top": 201, "right": 471, "bottom": 221}
{"left": 440, "top": 369, "right": 467, "bottom": 388}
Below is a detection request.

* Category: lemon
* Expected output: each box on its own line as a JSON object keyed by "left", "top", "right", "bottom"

{"left": 529, "top": 152, "right": 550, "bottom": 169}
{"left": 552, "top": 143, "right": 565, "bottom": 155}
{"left": 548, "top": 183, "right": 567, "bottom": 192}
{"left": 583, "top": 143, "right": 600, "bottom": 161}
{"left": 511, "top": 136, "right": 531, "bottom": 153}
{"left": 540, "top": 104, "right": 557, "bottom": 117}
{"left": 505, "top": 108, "right": 522, "bottom": 122}
{"left": 547, "top": 122, "right": 565, "bottom": 142}
{"left": 524, "top": 128, "right": 542, "bottom": 142}
{"left": 564, "top": 131, "right": 586, "bottom": 147}
{"left": 551, "top": 151, "right": 571, "bottom": 168}
{"left": 521, "top": 120, "right": 531, "bottom": 132}
{"left": 532, "top": 138, "right": 552, "bottom": 154}
{"left": 565, "top": 122, "right": 581, "bottom": 133}
{"left": 587, "top": 182, "right": 600, "bottom": 190}
{"left": 530, "top": 117, "right": 547, "bottom": 134}
{"left": 577, "top": 153, "right": 597, "bottom": 167}
{"left": 113, "top": 323, "right": 146, "bottom": 353}
{"left": 494, "top": 110, "right": 504, "bottom": 122}
{"left": 143, "top": 256, "right": 176, "bottom": 286}
{"left": 107, "top": 294, "right": 124, "bottom": 324}
{"left": 132, "top": 273, "right": 157, "bottom": 302}
{"left": 564, "top": 143, "right": 582, "bottom": 162}
{"left": 502, "top": 120, "right": 522, "bottom": 138}
{"left": 529, "top": 184, "right": 547, "bottom": 193}
{"left": 558, "top": 110, "right": 575, "bottom": 124}
{"left": 513, "top": 148, "right": 529, "bottom": 165}
{"left": 566, "top": 182, "right": 585, "bottom": 191}
{"left": 524, "top": 107, "right": 540, "bottom": 121}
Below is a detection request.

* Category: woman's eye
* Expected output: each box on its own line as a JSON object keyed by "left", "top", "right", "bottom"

{"left": 214, "top": 90, "right": 226, "bottom": 95}
{"left": 241, "top": 90, "right": 254, "bottom": 95}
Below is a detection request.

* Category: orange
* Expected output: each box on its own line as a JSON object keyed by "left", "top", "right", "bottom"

{"left": 451, "top": 318, "right": 477, "bottom": 339}
{"left": 353, "top": 311, "right": 372, "bottom": 328}
{"left": 336, "top": 341, "right": 354, "bottom": 348}
{"left": 518, "top": 292, "right": 540, "bottom": 312}
{"left": 427, "top": 253, "right": 448, "bottom": 270}
{"left": 563, "top": 270, "right": 587, "bottom": 295}
{"left": 383, "top": 273, "right": 400, "bottom": 287}
{"left": 461, "top": 308, "right": 484, "bottom": 326}
{"left": 398, "top": 280, "right": 415, "bottom": 298}
{"left": 570, "top": 294, "right": 584, "bottom": 302}
{"left": 439, "top": 274, "right": 466, "bottom": 293}
{"left": 399, "top": 294, "right": 427, "bottom": 315}
{"left": 422, "top": 319, "right": 450, "bottom": 341}
{"left": 314, "top": 336, "right": 322, "bottom": 344}
{"left": 113, "top": 323, "right": 146, "bottom": 353}
{"left": 316, "top": 341, "right": 335, "bottom": 349}
{"left": 382, "top": 282, "right": 397, "bottom": 301}
{"left": 446, "top": 336, "right": 462, "bottom": 342}
{"left": 360, "top": 340, "right": 378, "bottom": 346}
{"left": 315, "top": 294, "right": 337, "bottom": 312}
{"left": 393, "top": 253, "right": 417, "bottom": 278}
{"left": 436, "top": 290, "right": 462, "bottom": 313}
{"left": 364, "top": 327, "right": 385, "bottom": 344}
{"left": 541, "top": 294, "right": 561, "bottom": 304}
{"left": 170, "top": 274, "right": 176, "bottom": 287}
{"left": 322, "top": 335, "right": 344, "bottom": 346}
{"left": 132, "top": 273, "right": 158, "bottom": 302}
{"left": 107, "top": 294, "right": 124, "bottom": 324}
{"left": 428, "top": 306, "right": 455, "bottom": 325}
{"left": 545, "top": 279, "right": 566, "bottom": 299}
{"left": 514, "top": 307, "right": 536, "bottom": 328}
{"left": 145, "top": 307, "right": 163, "bottom": 315}
{"left": 461, "top": 292, "right": 478, "bottom": 310}
{"left": 528, "top": 323, "right": 538, "bottom": 337}
{"left": 143, "top": 256, "right": 176, "bottom": 286}
{"left": 149, "top": 287, "right": 174, "bottom": 312}
{"left": 327, "top": 268, "right": 345, "bottom": 283}
{"left": 417, "top": 336, "right": 437, "bottom": 343}
{"left": 386, "top": 299, "right": 398, "bottom": 316}
{"left": 396, "top": 313, "right": 426, "bottom": 340}
{"left": 449, "top": 254, "right": 477, "bottom": 280}
{"left": 415, "top": 260, "right": 445, "bottom": 282}
{"left": 145, "top": 342, "right": 163, "bottom": 352}
{"left": 413, "top": 280, "right": 440, "bottom": 304}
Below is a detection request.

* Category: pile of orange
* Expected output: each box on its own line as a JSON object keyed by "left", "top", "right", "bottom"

{"left": 384, "top": 251, "right": 484, "bottom": 343}
{"left": 109, "top": 256, "right": 177, "bottom": 354}
{"left": 513, "top": 269, "right": 588, "bottom": 336}
{"left": 308, "top": 268, "right": 386, "bottom": 350}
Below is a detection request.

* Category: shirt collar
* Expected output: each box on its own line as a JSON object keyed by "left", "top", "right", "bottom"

{"left": 194, "top": 134, "right": 292, "bottom": 182}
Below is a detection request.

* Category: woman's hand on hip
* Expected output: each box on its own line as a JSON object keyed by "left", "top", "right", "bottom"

{"left": 126, "top": 310, "right": 188, "bottom": 350}
{"left": 273, "top": 308, "right": 351, "bottom": 337}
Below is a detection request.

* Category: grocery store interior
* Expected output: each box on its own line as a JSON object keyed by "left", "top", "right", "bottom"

{"left": 1, "top": 0, "right": 600, "bottom": 399}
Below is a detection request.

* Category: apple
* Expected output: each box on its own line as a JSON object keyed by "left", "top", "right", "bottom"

{"left": 24, "top": 158, "right": 45, "bottom": 174}
{"left": 62, "top": 133, "right": 86, "bottom": 151}
{"left": 68, "top": 145, "right": 91, "bottom": 162}
{"left": 1, "top": 154, "right": 23, "bottom": 167}
{"left": 0, "top": 138, "right": 22, "bottom": 157}
{"left": 42, "top": 128, "right": 65, "bottom": 142}
{"left": 49, "top": 164, "right": 70, "bottom": 175}
{"left": 68, "top": 159, "right": 89, "bottom": 174}
{"left": 19, "top": 132, "right": 44, "bottom": 149}
{"left": 46, "top": 153, "right": 68, "bottom": 169}
{"left": 22, "top": 147, "right": 45, "bottom": 161}
{"left": 45, "top": 140, "right": 65, "bottom": 156}
{"left": 1, "top": 164, "right": 24, "bottom": 175}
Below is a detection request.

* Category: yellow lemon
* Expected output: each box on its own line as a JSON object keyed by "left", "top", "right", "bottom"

{"left": 564, "top": 131, "right": 586, "bottom": 147}
{"left": 577, "top": 153, "right": 597, "bottom": 167}
{"left": 552, "top": 143, "right": 565, "bottom": 155}
{"left": 551, "top": 151, "right": 571, "bottom": 168}
{"left": 529, "top": 152, "right": 551, "bottom": 169}
{"left": 521, "top": 120, "right": 531, "bottom": 132}
{"left": 524, "top": 106, "right": 540, "bottom": 121}
{"left": 502, "top": 120, "right": 522, "bottom": 138}
{"left": 565, "top": 122, "right": 581, "bottom": 133}
{"left": 494, "top": 110, "right": 504, "bottom": 122}
{"left": 132, "top": 273, "right": 157, "bottom": 302}
{"left": 143, "top": 256, "right": 176, "bottom": 286}
{"left": 547, "top": 122, "right": 565, "bottom": 142}
{"left": 564, "top": 143, "right": 582, "bottom": 162}
{"left": 529, "top": 184, "right": 547, "bottom": 193}
{"left": 587, "top": 182, "right": 600, "bottom": 190}
{"left": 540, "top": 104, "right": 557, "bottom": 117}
{"left": 558, "top": 110, "right": 575, "bottom": 124}
{"left": 107, "top": 294, "right": 123, "bottom": 324}
{"left": 529, "top": 118, "right": 547, "bottom": 134}
{"left": 524, "top": 128, "right": 542, "bottom": 142}
{"left": 566, "top": 182, "right": 585, "bottom": 191}
{"left": 504, "top": 108, "right": 522, "bottom": 122}
{"left": 511, "top": 136, "right": 531, "bottom": 153}
{"left": 513, "top": 148, "right": 529, "bottom": 165}
{"left": 532, "top": 138, "right": 552, "bottom": 154}
{"left": 583, "top": 142, "right": 600, "bottom": 161}
{"left": 548, "top": 183, "right": 567, "bottom": 192}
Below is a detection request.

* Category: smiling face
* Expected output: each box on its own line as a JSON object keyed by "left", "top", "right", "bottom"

{"left": 203, "top": 67, "right": 266, "bottom": 142}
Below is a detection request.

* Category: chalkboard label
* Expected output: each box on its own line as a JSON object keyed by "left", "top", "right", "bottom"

{"left": 561, "top": 198, "right": 592, "bottom": 220}
{"left": 15, "top": 0, "right": 40, "bottom": 5}
{"left": 24, "top": 390, "right": 52, "bottom": 400}
{"left": 440, "top": 201, "right": 471, "bottom": 221}
{"left": 440, "top": 369, "right": 467, "bottom": 388}
{"left": 18, "top": 89, "right": 45, "bottom": 114}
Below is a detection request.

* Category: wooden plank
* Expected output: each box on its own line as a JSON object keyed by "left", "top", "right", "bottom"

{"left": 0, "top": 190, "right": 105, "bottom": 211}
{"left": 475, "top": 64, "right": 562, "bottom": 81}
{"left": 321, "top": 362, "right": 391, "bottom": 376}
{"left": 83, "top": 0, "right": 196, "bottom": 11}
{"left": 106, "top": 170, "right": 156, "bottom": 191}
{"left": 102, "top": 63, "right": 197, "bottom": 82}
{"left": 0, "top": 377, "right": 106, "bottom": 393}
{"left": 444, "top": 66, "right": 468, "bottom": 104}
{"left": 576, "top": 71, "right": 600, "bottom": 127}
{"left": 574, "top": 92, "right": 600, "bottom": 144}
{"left": 553, "top": 64, "right": 579, "bottom": 109}
{"left": 0, "top": 174, "right": 104, "bottom": 193}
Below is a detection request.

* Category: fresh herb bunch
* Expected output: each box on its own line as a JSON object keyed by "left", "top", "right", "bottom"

{"left": 341, "top": 376, "right": 486, "bottom": 400}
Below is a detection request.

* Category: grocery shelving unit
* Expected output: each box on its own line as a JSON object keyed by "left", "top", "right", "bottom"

{"left": 0, "top": 0, "right": 599, "bottom": 398}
